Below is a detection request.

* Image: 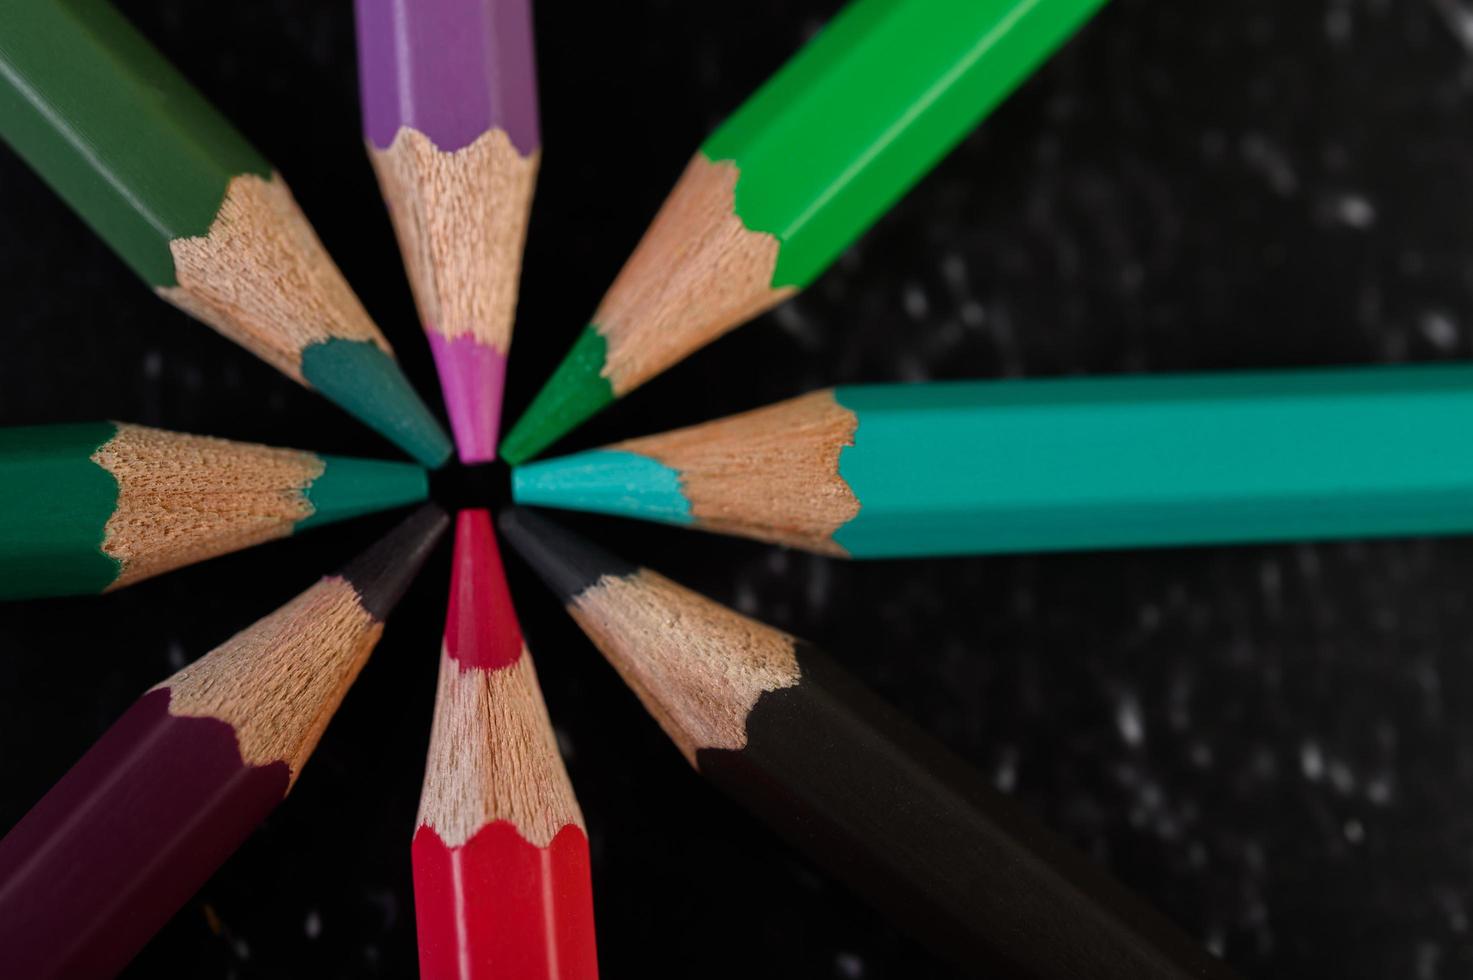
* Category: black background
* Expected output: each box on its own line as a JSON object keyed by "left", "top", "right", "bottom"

{"left": 4, "top": 1, "right": 1473, "bottom": 977}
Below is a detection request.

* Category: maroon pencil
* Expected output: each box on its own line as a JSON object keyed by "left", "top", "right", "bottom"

{"left": 0, "top": 506, "right": 447, "bottom": 978}
{"left": 355, "top": 0, "right": 540, "bottom": 463}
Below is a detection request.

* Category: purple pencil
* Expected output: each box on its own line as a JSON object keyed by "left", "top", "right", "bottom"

{"left": 355, "top": 0, "right": 541, "bottom": 464}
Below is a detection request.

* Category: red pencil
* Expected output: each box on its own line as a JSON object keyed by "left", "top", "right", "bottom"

{"left": 412, "top": 509, "right": 598, "bottom": 979}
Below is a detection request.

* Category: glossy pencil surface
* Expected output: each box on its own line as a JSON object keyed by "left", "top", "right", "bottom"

{"left": 356, "top": 0, "right": 540, "bottom": 463}
{"left": 0, "top": 506, "right": 447, "bottom": 978}
{"left": 499, "top": 0, "right": 1108, "bottom": 463}
{"left": 0, "top": 421, "right": 428, "bottom": 599}
{"left": 514, "top": 365, "right": 1473, "bottom": 557}
{"left": 498, "top": 508, "right": 1236, "bottom": 979}
{"left": 0, "top": 0, "right": 451, "bottom": 466}
{"left": 413, "top": 511, "right": 597, "bottom": 978}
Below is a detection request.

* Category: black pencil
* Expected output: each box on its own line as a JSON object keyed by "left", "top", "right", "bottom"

{"left": 498, "top": 508, "right": 1237, "bottom": 979}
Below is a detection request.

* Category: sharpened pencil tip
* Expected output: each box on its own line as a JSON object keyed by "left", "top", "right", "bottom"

{"left": 499, "top": 325, "right": 615, "bottom": 465}
{"left": 497, "top": 507, "right": 637, "bottom": 604}
{"left": 339, "top": 504, "right": 449, "bottom": 620}
{"left": 300, "top": 338, "right": 453, "bottom": 469}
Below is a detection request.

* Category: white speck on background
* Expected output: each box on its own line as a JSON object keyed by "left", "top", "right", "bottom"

{"left": 835, "top": 952, "right": 865, "bottom": 978}
{"left": 304, "top": 909, "right": 322, "bottom": 939}
{"left": 1301, "top": 741, "right": 1325, "bottom": 780}
{"left": 1116, "top": 692, "right": 1145, "bottom": 748}
{"left": 1420, "top": 310, "right": 1460, "bottom": 350}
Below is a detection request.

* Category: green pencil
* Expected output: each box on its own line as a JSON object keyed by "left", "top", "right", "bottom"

{"left": 0, "top": 421, "right": 427, "bottom": 599}
{"left": 500, "top": 0, "right": 1108, "bottom": 463}
{"left": 0, "top": 0, "right": 451, "bottom": 467}
{"left": 514, "top": 364, "right": 1473, "bottom": 558}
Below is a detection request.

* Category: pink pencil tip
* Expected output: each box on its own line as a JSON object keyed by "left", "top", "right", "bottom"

{"left": 427, "top": 331, "right": 508, "bottom": 464}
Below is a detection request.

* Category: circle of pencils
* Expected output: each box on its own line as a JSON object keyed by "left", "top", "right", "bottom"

{"left": 6, "top": 0, "right": 1448, "bottom": 977}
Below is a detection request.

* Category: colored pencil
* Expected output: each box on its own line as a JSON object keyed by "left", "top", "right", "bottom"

{"left": 498, "top": 508, "right": 1233, "bottom": 979}
{"left": 356, "top": 0, "right": 540, "bottom": 464}
{"left": 499, "top": 0, "right": 1109, "bottom": 463}
{"left": 0, "top": 505, "right": 447, "bottom": 979}
{"left": 513, "top": 365, "right": 1473, "bottom": 558}
{"left": 0, "top": 0, "right": 451, "bottom": 467}
{"left": 413, "top": 510, "right": 597, "bottom": 979}
{"left": 0, "top": 421, "right": 428, "bottom": 599}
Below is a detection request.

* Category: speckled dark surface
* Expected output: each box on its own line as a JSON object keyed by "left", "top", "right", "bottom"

{"left": 3, "top": 1, "right": 1473, "bottom": 977}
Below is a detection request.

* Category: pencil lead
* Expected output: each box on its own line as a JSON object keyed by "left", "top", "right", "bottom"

{"left": 497, "top": 507, "right": 635, "bottom": 603}
{"left": 444, "top": 509, "right": 523, "bottom": 669}
{"left": 499, "top": 326, "right": 612, "bottom": 464}
{"left": 512, "top": 449, "right": 691, "bottom": 525}
{"left": 298, "top": 455, "right": 427, "bottom": 528}
{"left": 300, "top": 339, "right": 453, "bottom": 468}
{"left": 428, "top": 335, "right": 509, "bottom": 464}
{"left": 338, "top": 504, "right": 448, "bottom": 620}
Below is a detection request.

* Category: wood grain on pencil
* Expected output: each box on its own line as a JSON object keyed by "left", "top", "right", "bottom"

{"left": 0, "top": 421, "right": 427, "bottom": 599}
{"left": 413, "top": 510, "right": 596, "bottom": 979}
{"left": 498, "top": 507, "right": 1237, "bottom": 980}
{"left": 0, "top": 506, "right": 447, "bottom": 978}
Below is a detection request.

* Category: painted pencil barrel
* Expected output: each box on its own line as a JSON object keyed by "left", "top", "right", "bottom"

{"left": 0, "top": 422, "right": 428, "bottom": 599}
{"left": 0, "top": 0, "right": 453, "bottom": 467}
{"left": 356, "top": 0, "right": 541, "bottom": 463}
{"left": 704, "top": 0, "right": 1110, "bottom": 289}
{"left": 514, "top": 365, "right": 1473, "bottom": 558}
{"left": 0, "top": 689, "right": 289, "bottom": 978}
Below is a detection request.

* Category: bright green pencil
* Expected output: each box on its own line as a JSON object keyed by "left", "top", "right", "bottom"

{"left": 0, "top": 0, "right": 451, "bottom": 467}
{"left": 500, "top": 0, "right": 1109, "bottom": 463}
{"left": 0, "top": 421, "right": 427, "bottom": 599}
{"left": 514, "top": 364, "right": 1473, "bottom": 558}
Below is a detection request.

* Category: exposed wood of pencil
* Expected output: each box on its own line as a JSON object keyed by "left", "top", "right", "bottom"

{"left": 0, "top": 505, "right": 447, "bottom": 978}
{"left": 594, "top": 155, "right": 794, "bottom": 394}
{"left": 418, "top": 648, "right": 582, "bottom": 846}
{"left": 614, "top": 389, "right": 859, "bottom": 554}
{"left": 160, "top": 173, "right": 389, "bottom": 382}
{"left": 99, "top": 422, "right": 321, "bottom": 587}
{"left": 370, "top": 129, "right": 538, "bottom": 354}
{"left": 498, "top": 507, "right": 1237, "bottom": 980}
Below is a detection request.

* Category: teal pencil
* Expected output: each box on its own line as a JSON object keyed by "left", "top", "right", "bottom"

{"left": 514, "top": 364, "right": 1473, "bottom": 558}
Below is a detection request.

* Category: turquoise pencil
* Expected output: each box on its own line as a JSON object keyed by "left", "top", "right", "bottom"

{"left": 514, "top": 365, "right": 1473, "bottom": 558}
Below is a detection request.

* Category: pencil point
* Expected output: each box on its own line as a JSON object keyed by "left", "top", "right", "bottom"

{"left": 300, "top": 338, "right": 453, "bottom": 469}
{"left": 445, "top": 509, "right": 523, "bottom": 669}
{"left": 497, "top": 507, "right": 636, "bottom": 604}
{"left": 338, "top": 504, "right": 449, "bottom": 620}
{"left": 428, "top": 332, "right": 508, "bottom": 465}
{"left": 513, "top": 450, "right": 692, "bottom": 525}
{"left": 499, "top": 325, "right": 614, "bottom": 465}
{"left": 299, "top": 456, "right": 428, "bottom": 529}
